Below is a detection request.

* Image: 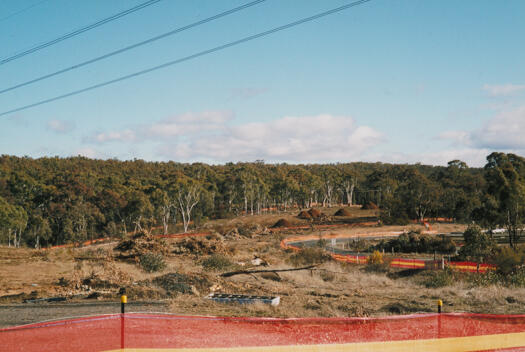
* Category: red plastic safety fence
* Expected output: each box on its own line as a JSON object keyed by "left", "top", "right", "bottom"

{"left": 331, "top": 253, "right": 369, "bottom": 264}
{"left": 390, "top": 257, "right": 427, "bottom": 269}
{"left": 447, "top": 261, "right": 497, "bottom": 273}
{"left": 2, "top": 313, "right": 525, "bottom": 351}
{"left": 44, "top": 231, "right": 212, "bottom": 250}
{"left": 281, "top": 234, "right": 497, "bottom": 273}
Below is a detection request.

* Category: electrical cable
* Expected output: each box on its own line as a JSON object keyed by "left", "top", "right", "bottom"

{"left": 0, "top": 0, "right": 51, "bottom": 23}
{"left": 0, "top": 0, "right": 267, "bottom": 95}
{"left": 0, "top": 0, "right": 163, "bottom": 66}
{"left": 0, "top": 0, "right": 372, "bottom": 118}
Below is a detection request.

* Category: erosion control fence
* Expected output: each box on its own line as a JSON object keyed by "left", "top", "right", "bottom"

{"left": 281, "top": 234, "right": 497, "bottom": 273}
{"left": 1, "top": 313, "right": 525, "bottom": 351}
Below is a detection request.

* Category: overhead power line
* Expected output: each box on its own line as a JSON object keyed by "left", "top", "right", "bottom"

{"left": 0, "top": 0, "right": 163, "bottom": 66}
{"left": 0, "top": 0, "right": 267, "bottom": 95}
{"left": 0, "top": 0, "right": 51, "bottom": 23}
{"left": 0, "top": 0, "right": 372, "bottom": 118}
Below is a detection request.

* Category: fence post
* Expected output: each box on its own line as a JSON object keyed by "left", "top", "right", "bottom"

{"left": 121, "top": 295, "right": 127, "bottom": 314}
{"left": 437, "top": 299, "right": 442, "bottom": 314}
{"left": 120, "top": 294, "right": 127, "bottom": 349}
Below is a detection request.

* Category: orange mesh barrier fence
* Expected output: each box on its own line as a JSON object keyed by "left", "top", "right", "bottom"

{"left": 331, "top": 253, "right": 369, "bottom": 264}
{"left": 1, "top": 313, "right": 525, "bottom": 351}
{"left": 281, "top": 233, "right": 497, "bottom": 273}
{"left": 44, "top": 232, "right": 212, "bottom": 250}
{"left": 390, "top": 258, "right": 427, "bottom": 269}
{"left": 447, "top": 261, "right": 497, "bottom": 273}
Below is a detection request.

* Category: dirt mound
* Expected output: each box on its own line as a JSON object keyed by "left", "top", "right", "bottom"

{"left": 172, "top": 237, "right": 226, "bottom": 255}
{"left": 308, "top": 208, "right": 323, "bottom": 218}
{"left": 114, "top": 230, "right": 168, "bottom": 257}
{"left": 272, "top": 218, "right": 293, "bottom": 228}
{"left": 298, "top": 210, "right": 312, "bottom": 219}
{"left": 362, "top": 201, "right": 378, "bottom": 210}
{"left": 151, "top": 272, "right": 210, "bottom": 296}
{"left": 334, "top": 208, "right": 352, "bottom": 216}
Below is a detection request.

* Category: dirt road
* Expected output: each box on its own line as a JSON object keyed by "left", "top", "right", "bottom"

{"left": 0, "top": 301, "right": 170, "bottom": 328}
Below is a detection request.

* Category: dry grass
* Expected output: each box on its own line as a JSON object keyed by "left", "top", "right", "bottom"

{"left": 0, "top": 208, "right": 521, "bottom": 326}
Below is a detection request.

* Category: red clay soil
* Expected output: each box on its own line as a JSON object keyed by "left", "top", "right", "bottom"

{"left": 272, "top": 218, "right": 293, "bottom": 228}
{"left": 361, "top": 202, "right": 378, "bottom": 210}
{"left": 334, "top": 208, "right": 352, "bottom": 216}
{"left": 298, "top": 210, "right": 312, "bottom": 219}
{"left": 307, "top": 208, "right": 323, "bottom": 218}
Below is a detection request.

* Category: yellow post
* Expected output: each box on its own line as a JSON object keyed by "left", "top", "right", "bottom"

{"left": 437, "top": 299, "right": 443, "bottom": 313}
{"left": 121, "top": 295, "right": 127, "bottom": 314}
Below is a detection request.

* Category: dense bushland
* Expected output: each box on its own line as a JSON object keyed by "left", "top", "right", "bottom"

{"left": 0, "top": 152, "right": 524, "bottom": 249}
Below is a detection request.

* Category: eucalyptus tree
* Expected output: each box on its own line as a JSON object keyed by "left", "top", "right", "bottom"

{"left": 483, "top": 152, "right": 525, "bottom": 248}
{"left": 175, "top": 175, "right": 204, "bottom": 232}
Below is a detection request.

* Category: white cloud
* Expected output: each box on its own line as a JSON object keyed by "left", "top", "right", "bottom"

{"left": 87, "top": 111, "right": 234, "bottom": 143}
{"left": 47, "top": 119, "right": 74, "bottom": 133}
{"left": 74, "top": 147, "right": 99, "bottom": 159}
{"left": 145, "top": 110, "right": 233, "bottom": 138}
{"left": 436, "top": 105, "right": 525, "bottom": 165}
{"left": 158, "top": 113, "right": 384, "bottom": 162}
{"left": 483, "top": 83, "right": 525, "bottom": 97}
{"left": 93, "top": 129, "right": 136, "bottom": 143}
{"left": 438, "top": 130, "right": 472, "bottom": 146}
{"left": 472, "top": 105, "right": 525, "bottom": 149}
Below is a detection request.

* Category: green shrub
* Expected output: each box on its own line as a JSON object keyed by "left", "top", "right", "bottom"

{"left": 457, "top": 225, "right": 497, "bottom": 262}
{"left": 139, "top": 252, "right": 166, "bottom": 272}
{"left": 373, "top": 232, "right": 456, "bottom": 254}
{"left": 201, "top": 254, "right": 234, "bottom": 271}
{"left": 494, "top": 246, "right": 525, "bottom": 275}
{"left": 424, "top": 267, "right": 456, "bottom": 288}
{"left": 288, "top": 247, "right": 331, "bottom": 267}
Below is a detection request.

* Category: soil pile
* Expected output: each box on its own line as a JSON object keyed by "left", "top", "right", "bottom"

{"left": 334, "top": 208, "right": 352, "bottom": 216}
{"left": 272, "top": 218, "right": 293, "bottom": 228}
{"left": 298, "top": 210, "right": 312, "bottom": 219}
{"left": 152, "top": 272, "right": 210, "bottom": 296}
{"left": 172, "top": 237, "right": 226, "bottom": 255}
{"left": 114, "top": 230, "right": 168, "bottom": 257}
{"left": 308, "top": 208, "right": 323, "bottom": 218}
{"left": 362, "top": 202, "right": 378, "bottom": 210}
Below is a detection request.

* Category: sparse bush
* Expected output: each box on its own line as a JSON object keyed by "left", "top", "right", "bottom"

{"left": 423, "top": 267, "right": 456, "bottom": 288}
{"left": 457, "top": 225, "right": 497, "bottom": 262}
{"left": 287, "top": 247, "right": 331, "bottom": 267}
{"left": 316, "top": 238, "right": 327, "bottom": 248}
{"left": 469, "top": 269, "right": 501, "bottom": 286}
{"left": 319, "top": 270, "right": 336, "bottom": 282}
{"left": 373, "top": 232, "right": 456, "bottom": 254}
{"left": 494, "top": 246, "right": 525, "bottom": 276}
{"left": 365, "top": 250, "right": 388, "bottom": 272}
{"left": 368, "top": 250, "right": 384, "bottom": 265}
{"left": 201, "top": 254, "right": 235, "bottom": 271}
{"left": 139, "top": 252, "right": 166, "bottom": 272}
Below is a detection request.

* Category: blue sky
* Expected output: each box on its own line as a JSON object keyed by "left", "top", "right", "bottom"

{"left": 0, "top": 0, "right": 524, "bottom": 166}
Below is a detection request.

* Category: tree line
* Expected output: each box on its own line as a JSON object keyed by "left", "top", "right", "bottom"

{"left": 0, "top": 152, "right": 523, "bottom": 248}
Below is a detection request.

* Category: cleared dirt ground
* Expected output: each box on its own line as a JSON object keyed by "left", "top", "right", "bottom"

{"left": 1, "top": 208, "right": 523, "bottom": 328}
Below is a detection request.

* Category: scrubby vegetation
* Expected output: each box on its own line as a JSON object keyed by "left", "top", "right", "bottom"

{"left": 287, "top": 247, "right": 331, "bottom": 267}
{"left": 139, "top": 252, "right": 166, "bottom": 273}
{"left": 372, "top": 232, "right": 456, "bottom": 254}
{"left": 201, "top": 254, "right": 236, "bottom": 271}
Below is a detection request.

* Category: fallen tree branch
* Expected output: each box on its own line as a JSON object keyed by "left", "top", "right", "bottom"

{"left": 220, "top": 264, "right": 319, "bottom": 278}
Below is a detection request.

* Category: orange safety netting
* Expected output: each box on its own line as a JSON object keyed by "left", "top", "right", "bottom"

{"left": 1, "top": 313, "right": 525, "bottom": 351}
{"left": 281, "top": 233, "right": 498, "bottom": 273}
